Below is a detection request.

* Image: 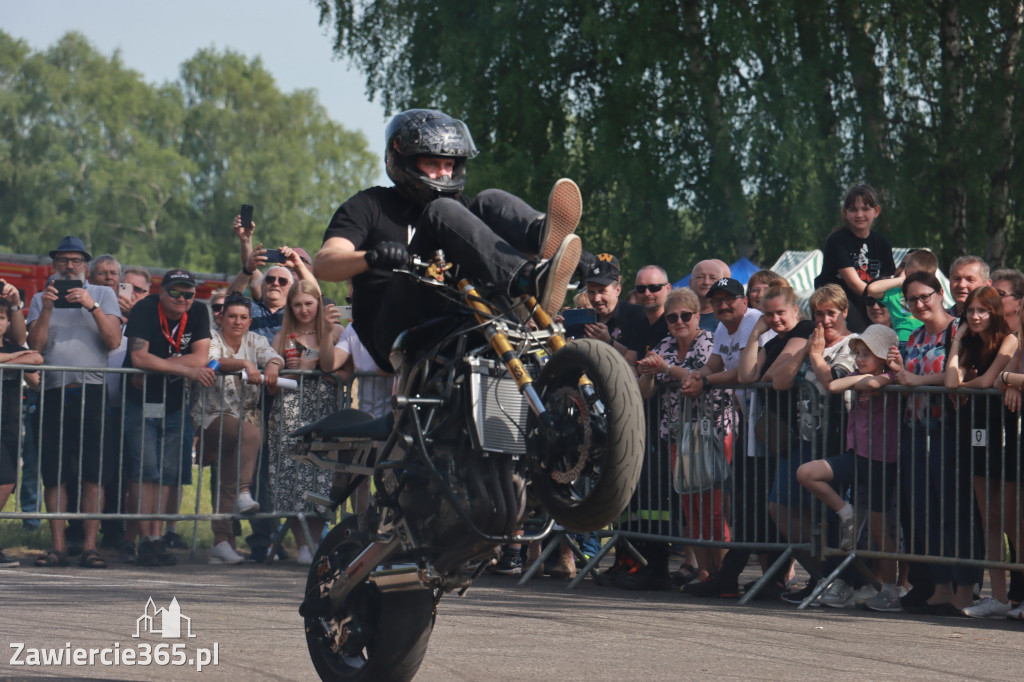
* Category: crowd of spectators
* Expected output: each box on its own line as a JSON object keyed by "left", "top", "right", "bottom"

{"left": 2, "top": 180, "right": 1024, "bottom": 624}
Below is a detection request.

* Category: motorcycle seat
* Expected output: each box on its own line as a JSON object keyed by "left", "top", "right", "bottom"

{"left": 290, "top": 407, "right": 394, "bottom": 441}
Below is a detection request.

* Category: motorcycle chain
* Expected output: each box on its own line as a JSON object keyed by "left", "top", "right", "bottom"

{"left": 549, "top": 387, "right": 593, "bottom": 485}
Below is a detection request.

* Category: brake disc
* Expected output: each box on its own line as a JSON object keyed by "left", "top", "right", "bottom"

{"left": 549, "top": 387, "right": 593, "bottom": 485}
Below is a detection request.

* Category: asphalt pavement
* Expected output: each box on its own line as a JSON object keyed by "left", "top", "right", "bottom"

{"left": 1, "top": 555, "right": 1022, "bottom": 681}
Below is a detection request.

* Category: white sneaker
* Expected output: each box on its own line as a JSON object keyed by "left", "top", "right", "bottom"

{"left": 235, "top": 491, "right": 260, "bottom": 514}
{"left": 297, "top": 545, "right": 314, "bottom": 566}
{"left": 854, "top": 584, "right": 878, "bottom": 605}
{"left": 208, "top": 541, "right": 244, "bottom": 565}
{"left": 963, "top": 597, "right": 1012, "bottom": 619}
{"left": 820, "top": 578, "right": 855, "bottom": 608}
{"left": 864, "top": 590, "right": 903, "bottom": 613}
{"left": 1006, "top": 603, "right": 1024, "bottom": 621}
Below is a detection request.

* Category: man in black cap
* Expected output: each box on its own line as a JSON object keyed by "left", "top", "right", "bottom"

{"left": 122, "top": 269, "right": 215, "bottom": 567}
{"left": 580, "top": 253, "right": 646, "bottom": 359}
{"left": 26, "top": 236, "right": 122, "bottom": 568}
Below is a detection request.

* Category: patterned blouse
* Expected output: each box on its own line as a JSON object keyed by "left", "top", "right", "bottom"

{"left": 903, "top": 319, "right": 957, "bottom": 425}
{"left": 190, "top": 330, "right": 283, "bottom": 431}
{"left": 650, "top": 329, "right": 732, "bottom": 440}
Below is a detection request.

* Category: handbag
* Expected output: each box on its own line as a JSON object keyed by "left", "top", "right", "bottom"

{"left": 673, "top": 415, "right": 730, "bottom": 494}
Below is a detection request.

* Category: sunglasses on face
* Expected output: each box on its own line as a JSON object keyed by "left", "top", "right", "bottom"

{"left": 264, "top": 276, "right": 291, "bottom": 286}
{"left": 636, "top": 283, "right": 668, "bottom": 294}
{"left": 996, "top": 289, "right": 1021, "bottom": 300}
{"left": 54, "top": 257, "right": 85, "bottom": 266}
{"left": 166, "top": 289, "right": 195, "bottom": 300}
{"left": 211, "top": 303, "right": 224, "bottom": 313}
{"left": 664, "top": 311, "right": 695, "bottom": 324}
{"left": 130, "top": 285, "right": 148, "bottom": 295}
{"left": 865, "top": 297, "right": 884, "bottom": 307}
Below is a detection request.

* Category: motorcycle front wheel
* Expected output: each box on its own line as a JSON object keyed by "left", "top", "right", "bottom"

{"left": 528, "top": 338, "right": 645, "bottom": 532}
{"left": 304, "top": 521, "right": 436, "bottom": 682}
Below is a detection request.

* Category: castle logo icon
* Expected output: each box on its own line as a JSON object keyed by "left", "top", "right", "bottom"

{"left": 134, "top": 597, "right": 196, "bottom": 639}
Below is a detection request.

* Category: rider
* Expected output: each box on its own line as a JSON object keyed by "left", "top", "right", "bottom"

{"left": 313, "top": 109, "right": 583, "bottom": 371}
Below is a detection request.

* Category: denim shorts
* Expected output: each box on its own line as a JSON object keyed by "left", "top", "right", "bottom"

{"left": 122, "top": 401, "right": 193, "bottom": 486}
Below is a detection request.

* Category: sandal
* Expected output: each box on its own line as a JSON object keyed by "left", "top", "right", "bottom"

{"left": 34, "top": 549, "right": 70, "bottom": 567}
{"left": 79, "top": 549, "right": 107, "bottom": 569}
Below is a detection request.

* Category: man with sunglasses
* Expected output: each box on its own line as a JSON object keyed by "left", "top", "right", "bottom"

{"left": 622, "top": 266, "right": 672, "bottom": 367}
{"left": 122, "top": 269, "right": 214, "bottom": 567}
{"left": 27, "top": 235, "right": 123, "bottom": 568}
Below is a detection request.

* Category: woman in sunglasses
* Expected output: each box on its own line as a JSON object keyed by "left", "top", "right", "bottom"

{"left": 636, "top": 287, "right": 730, "bottom": 587}
{"left": 266, "top": 279, "right": 345, "bottom": 565}
{"left": 888, "top": 270, "right": 979, "bottom": 614}
{"left": 207, "top": 287, "right": 228, "bottom": 330}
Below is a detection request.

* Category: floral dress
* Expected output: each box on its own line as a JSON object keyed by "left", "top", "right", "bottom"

{"left": 650, "top": 329, "right": 731, "bottom": 440}
{"left": 267, "top": 346, "right": 340, "bottom": 516}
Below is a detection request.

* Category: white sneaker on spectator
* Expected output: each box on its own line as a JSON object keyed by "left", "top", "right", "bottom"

{"left": 1006, "top": 603, "right": 1024, "bottom": 621}
{"left": 820, "top": 578, "right": 855, "bottom": 608}
{"left": 235, "top": 492, "right": 260, "bottom": 514}
{"left": 839, "top": 516, "right": 857, "bottom": 551}
{"left": 963, "top": 597, "right": 1012, "bottom": 619}
{"left": 864, "top": 590, "right": 903, "bottom": 613}
{"left": 854, "top": 584, "right": 878, "bottom": 605}
{"left": 209, "top": 541, "right": 244, "bottom": 565}
{"left": 297, "top": 546, "right": 314, "bottom": 566}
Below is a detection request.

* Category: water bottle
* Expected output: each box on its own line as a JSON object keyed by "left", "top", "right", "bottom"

{"left": 206, "top": 359, "right": 221, "bottom": 372}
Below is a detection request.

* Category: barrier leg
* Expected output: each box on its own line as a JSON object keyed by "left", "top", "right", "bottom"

{"left": 567, "top": 531, "right": 618, "bottom": 590}
{"left": 738, "top": 546, "right": 793, "bottom": 605}
{"left": 518, "top": 532, "right": 561, "bottom": 585}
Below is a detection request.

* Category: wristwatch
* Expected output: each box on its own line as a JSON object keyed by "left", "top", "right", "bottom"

{"left": 9, "top": 302, "right": 23, "bottom": 311}
{"left": 89, "top": 302, "right": 101, "bottom": 312}
{"left": 701, "top": 375, "right": 711, "bottom": 392}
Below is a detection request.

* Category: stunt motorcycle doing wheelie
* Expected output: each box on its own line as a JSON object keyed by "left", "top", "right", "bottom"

{"left": 292, "top": 110, "right": 645, "bottom": 681}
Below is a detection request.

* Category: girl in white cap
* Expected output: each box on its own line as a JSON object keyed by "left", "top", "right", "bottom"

{"left": 796, "top": 323, "right": 902, "bottom": 611}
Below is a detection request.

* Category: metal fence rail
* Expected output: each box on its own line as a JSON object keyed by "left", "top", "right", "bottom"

{"left": 0, "top": 363, "right": 395, "bottom": 557}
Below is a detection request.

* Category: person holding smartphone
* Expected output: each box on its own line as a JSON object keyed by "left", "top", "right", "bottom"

{"left": 578, "top": 252, "right": 646, "bottom": 358}
{"left": 26, "top": 236, "right": 122, "bottom": 569}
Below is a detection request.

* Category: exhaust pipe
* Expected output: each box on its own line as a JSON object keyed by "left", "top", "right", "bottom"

{"left": 368, "top": 564, "right": 427, "bottom": 592}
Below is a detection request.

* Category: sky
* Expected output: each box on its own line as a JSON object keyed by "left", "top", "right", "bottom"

{"left": 2, "top": 0, "right": 390, "bottom": 182}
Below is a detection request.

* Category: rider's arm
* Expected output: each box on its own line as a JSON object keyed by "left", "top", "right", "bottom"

{"left": 314, "top": 237, "right": 369, "bottom": 283}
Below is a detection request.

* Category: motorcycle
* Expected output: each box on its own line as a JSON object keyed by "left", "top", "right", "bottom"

{"left": 291, "top": 252, "right": 645, "bottom": 681}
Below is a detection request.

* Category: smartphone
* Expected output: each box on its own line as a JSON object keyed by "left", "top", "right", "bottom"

{"left": 240, "top": 204, "right": 254, "bottom": 230}
{"left": 562, "top": 307, "right": 597, "bottom": 337}
{"left": 118, "top": 282, "right": 133, "bottom": 298}
{"left": 338, "top": 304, "right": 353, "bottom": 320}
{"left": 53, "top": 279, "right": 83, "bottom": 309}
{"left": 264, "top": 248, "right": 287, "bottom": 264}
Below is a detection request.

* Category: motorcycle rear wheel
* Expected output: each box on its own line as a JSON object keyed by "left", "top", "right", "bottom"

{"left": 528, "top": 338, "right": 644, "bottom": 532}
{"left": 304, "top": 521, "right": 436, "bottom": 682}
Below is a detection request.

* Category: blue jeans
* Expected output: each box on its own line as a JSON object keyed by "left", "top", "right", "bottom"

{"left": 123, "top": 402, "right": 193, "bottom": 486}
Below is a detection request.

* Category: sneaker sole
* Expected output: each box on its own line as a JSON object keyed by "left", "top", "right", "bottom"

{"left": 209, "top": 556, "right": 244, "bottom": 565}
{"left": 540, "top": 235, "right": 581, "bottom": 316}
{"left": 541, "top": 179, "right": 583, "bottom": 260}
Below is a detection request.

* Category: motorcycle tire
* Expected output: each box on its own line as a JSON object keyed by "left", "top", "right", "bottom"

{"left": 528, "top": 338, "right": 645, "bottom": 532}
{"left": 304, "top": 521, "right": 436, "bottom": 682}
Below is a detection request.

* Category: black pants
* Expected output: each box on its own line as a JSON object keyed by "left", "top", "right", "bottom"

{"left": 369, "top": 190, "right": 541, "bottom": 370}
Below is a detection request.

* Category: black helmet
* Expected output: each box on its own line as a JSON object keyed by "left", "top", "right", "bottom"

{"left": 385, "top": 109, "right": 479, "bottom": 205}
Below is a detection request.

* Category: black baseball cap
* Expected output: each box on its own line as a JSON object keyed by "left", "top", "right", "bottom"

{"left": 586, "top": 253, "right": 621, "bottom": 286}
{"left": 707, "top": 277, "right": 745, "bottom": 299}
{"left": 161, "top": 269, "right": 197, "bottom": 289}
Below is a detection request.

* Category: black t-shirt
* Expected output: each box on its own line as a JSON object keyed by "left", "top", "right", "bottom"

{"left": 622, "top": 310, "right": 669, "bottom": 356}
{"left": 322, "top": 186, "right": 472, "bottom": 344}
{"left": 123, "top": 294, "right": 211, "bottom": 408}
{"left": 814, "top": 228, "right": 895, "bottom": 332}
{"left": 604, "top": 301, "right": 646, "bottom": 347}
{"left": 762, "top": 319, "right": 815, "bottom": 422}
{"left": 1, "top": 339, "right": 23, "bottom": 456}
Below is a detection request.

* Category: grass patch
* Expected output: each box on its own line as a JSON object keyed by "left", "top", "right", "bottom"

{"left": 0, "top": 466, "right": 314, "bottom": 554}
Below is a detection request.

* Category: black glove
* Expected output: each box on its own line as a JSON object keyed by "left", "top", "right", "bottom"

{"left": 364, "top": 241, "right": 410, "bottom": 270}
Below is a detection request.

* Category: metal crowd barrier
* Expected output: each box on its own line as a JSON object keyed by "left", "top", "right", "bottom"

{"left": 564, "top": 380, "right": 1024, "bottom": 598}
{"left": 0, "top": 362, "right": 394, "bottom": 557}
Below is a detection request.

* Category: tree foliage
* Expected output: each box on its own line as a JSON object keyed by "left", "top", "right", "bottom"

{"left": 0, "top": 31, "right": 377, "bottom": 275}
{"left": 318, "top": 0, "right": 1024, "bottom": 278}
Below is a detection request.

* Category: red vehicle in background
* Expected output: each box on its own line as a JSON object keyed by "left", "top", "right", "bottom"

{"left": 0, "top": 252, "right": 229, "bottom": 310}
